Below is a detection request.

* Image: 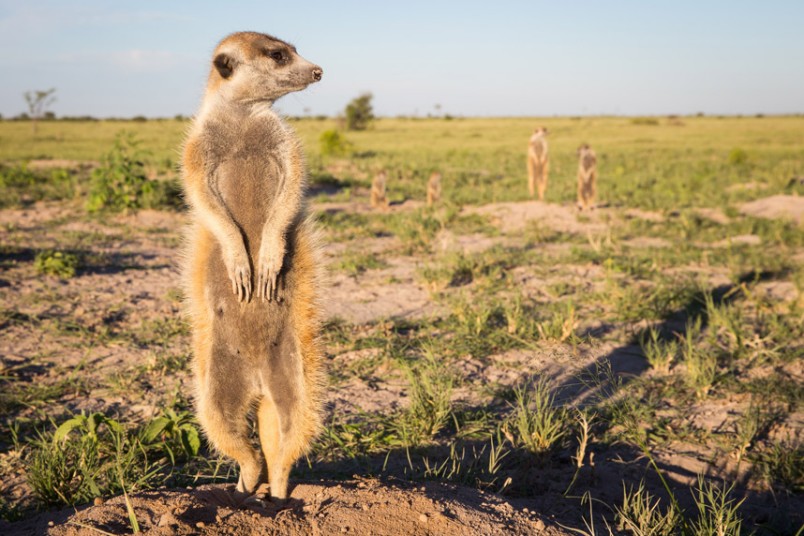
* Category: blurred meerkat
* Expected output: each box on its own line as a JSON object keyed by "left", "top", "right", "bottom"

{"left": 426, "top": 171, "right": 442, "bottom": 207}
{"left": 181, "top": 31, "right": 325, "bottom": 502}
{"left": 527, "top": 127, "right": 549, "bottom": 200}
{"left": 576, "top": 144, "right": 598, "bottom": 211}
{"left": 370, "top": 170, "right": 388, "bottom": 208}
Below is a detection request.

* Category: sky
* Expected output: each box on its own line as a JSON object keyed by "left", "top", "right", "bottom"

{"left": 0, "top": 0, "right": 802, "bottom": 118}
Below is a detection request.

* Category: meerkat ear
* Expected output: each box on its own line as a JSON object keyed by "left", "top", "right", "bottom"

{"left": 213, "top": 53, "right": 238, "bottom": 79}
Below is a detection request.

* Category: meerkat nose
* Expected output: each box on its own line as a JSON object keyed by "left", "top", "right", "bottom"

{"left": 312, "top": 68, "right": 323, "bottom": 82}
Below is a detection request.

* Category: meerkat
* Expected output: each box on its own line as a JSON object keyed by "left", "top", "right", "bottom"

{"left": 370, "top": 170, "right": 389, "bottom": 208}
{"left": 426, "top": 171, "right": 442, "bottom": 207}
{"left": 180, "top": 31, "right": 325, "bottom": 502}
{"left": 527, "top": 127, "right": 549, "bottom": 200}
{"left": 576, "top": 144, "right": 598, "bottom": 211}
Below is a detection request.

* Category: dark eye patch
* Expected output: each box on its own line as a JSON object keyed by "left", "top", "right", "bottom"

{"left": 265, "top": 48, "right": 288, "bottom": 64}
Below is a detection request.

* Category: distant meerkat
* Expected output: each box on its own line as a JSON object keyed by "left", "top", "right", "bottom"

{"left": 370, "top": 170, "right": 388, "bottom": 208}
{"left": 527, "top": 127, "right": 549, "bottom": 200}
{"left": 426, "top": 171, "right": 442, "bottom": 207}
{"left": 180, "top": 31, "right": 325, "bottom": 502}
{"left": 576, "top": 144, "right": 598, "bottom": 211}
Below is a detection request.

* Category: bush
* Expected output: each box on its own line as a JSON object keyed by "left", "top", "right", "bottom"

{"left": 34, "top": 250, "right": 80, "bottom": 278}
{"left": 630, "top": 117, "right": 660, "bottom": 126}
{"left": 87, "top": 132, "right": 182, "bottom": 213}
{"left": 728, "top": 148, "right": 748, "bottom": 166}
{"left": 319, "top": 129, "right": 353, "bottom": 157}
{"left": 345, "top": 93, "right": 374, "bottom": 131}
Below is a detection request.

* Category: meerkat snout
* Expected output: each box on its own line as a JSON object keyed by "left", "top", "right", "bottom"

{"left": 312, "top": 68, "right": 323, "bottom": 81}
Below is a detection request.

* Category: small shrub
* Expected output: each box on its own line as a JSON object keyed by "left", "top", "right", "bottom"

{"left": 727, "top": 148, "right": 748, "bottom": 166}
{"left": 87, "top": 132, "right": 182, "bottom": 212}
{"left": 319, "top": 129, "right": 353, "bottom": 157}
{"left": 34, "top": 250, "right": 80, "bottom": 278}
{"left": 631, "top": 117, "right": 660, "bottom": 126}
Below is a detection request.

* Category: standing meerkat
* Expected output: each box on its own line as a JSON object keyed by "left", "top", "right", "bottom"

{"left": 426, "top": 171, "right": 442, "bottom": 207}
{"left": 370, "top": 170, "right": 389, "bottom": 208}
{"left": 181, "top": 31, "right": 325, "bottom": 502}
{"left": 576, "top": 144, "right": 598, "bottom": 211}
{"left": 527, "top": 127, "right": 549, "bottom": 200}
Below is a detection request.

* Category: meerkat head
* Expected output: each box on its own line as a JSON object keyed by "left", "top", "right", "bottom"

{"left": 534, "top": 127, "right": 549, "bottom": 136}
{"left": 208, "top": 31, "right": 323, "bottom": 104}
{"left": 577, "top": 143, "right": 590, "bottom": 155}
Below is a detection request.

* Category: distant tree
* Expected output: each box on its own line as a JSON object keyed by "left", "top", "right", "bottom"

{"left": 345, "top": 93, "right": 374, "bottom": 131}
{"left": 24, "top": 88, "right": 56, "bottom": 135}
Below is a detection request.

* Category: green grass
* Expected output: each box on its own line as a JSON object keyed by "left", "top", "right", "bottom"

{"left": 2, "top": 116, "right": 802, "bottom": 209}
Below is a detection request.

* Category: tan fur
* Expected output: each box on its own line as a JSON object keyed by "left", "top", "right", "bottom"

{"left": 370, "top": 170, "right": 389, "bottom": 209}
{"left": 576, "top": 144, "right": 598, "bottom": 211}
{"left": 527, "top": 127, "right": 550, "bottom": 200}
{"left": 426, "top": 172, "right": 442, "bottom": 207}
{"left": 181, "top": 31, "right": 325, "bottom": 502}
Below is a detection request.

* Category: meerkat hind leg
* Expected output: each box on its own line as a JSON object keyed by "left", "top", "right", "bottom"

{"left": 198, "top": 350, "right": 266, "bottom": 500}
{"left": 257, "top": 325, "right": 307, "bottom": 501}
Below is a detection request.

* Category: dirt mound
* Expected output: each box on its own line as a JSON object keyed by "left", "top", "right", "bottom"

{"left": 7, "top": 480, "right": 566, "bottom": 536}
{"left": 465, "top": 201, "right": 607, "bottom": 234}
{"left": 740, "top": 194, "right": 803, "bottom": 224}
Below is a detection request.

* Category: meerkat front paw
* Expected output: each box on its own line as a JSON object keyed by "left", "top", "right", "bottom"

{"left": 257, "top": 238, "right": 285, "bottom": 302}
{"left": 223, "top": 246, "right": 252, "bottom": 302}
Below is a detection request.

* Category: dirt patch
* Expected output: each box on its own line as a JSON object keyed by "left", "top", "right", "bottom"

{"left": 25, "top": 159, "right": 98, "bottom": 171}
{"left": 6, "top": 480, "right": 564, "bottom": 536}
{"left": 740, "top": 194, "right": 803, "bottom": 224}
{"left": 325, "top": 257, "right": 443, "bottom": 324}
{"left": 712, "top": 234, "right": 761, "bottom": 247}
{"left": 464, "top": 201, "right": 608, "bottom": 235}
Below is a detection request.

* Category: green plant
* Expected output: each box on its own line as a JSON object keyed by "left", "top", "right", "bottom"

{"left": 34, "top": 249, "right": 80, "bottom": 278}
{"left": 727, "top": 148, "right": 748, "bottom": 166}
{"left": 26, "top": 411, "right": 195, "bottom": 508}
{"left": 139, "top": 409, "right": 201, "bottom": 462}
{"left": 87, "top": 131, "right": 181, "bottom": 212}
{"left": 681, "top": 318, "right": 716, "bottom": 398}
{"left": 319, "top": 128, "right": 353, "bottom": 156}
{"left": 345, "top": 93, "right": 374, "bottom": 131}
{"left": 615, "top": 481, "right": 680, "bottom": 536}
{"left": 640, "top": 328, "right": 678, "bottom": 374}
{"left": 504, "top": 377, "right": 566, "bottom": 456}
{"left": 751, "top": 438, "right": 803, "bottom": 493}
{"left": 537, "top": 302, "right": 579, "bottom": 343}
{"left": 688, "top": 476, "right": 744, "bottom": 536}
{"left": 398, "top": 348, "right": 454, "bottom": 446}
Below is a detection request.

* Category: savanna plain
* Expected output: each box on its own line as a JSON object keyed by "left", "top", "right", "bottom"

{"left": 0, "top": 115, "right": 802, "bottom": 535}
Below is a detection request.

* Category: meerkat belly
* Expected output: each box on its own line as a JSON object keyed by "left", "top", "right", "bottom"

{"left": 216, "top": 156, "right": 283, "bottom": 247}
{"left": 206, "top": 156, "right": 295, "bottom": 360}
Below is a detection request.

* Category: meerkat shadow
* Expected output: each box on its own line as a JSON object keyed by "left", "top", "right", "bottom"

{"left": 387, "top": 198, "right": 407, "bottom": 207}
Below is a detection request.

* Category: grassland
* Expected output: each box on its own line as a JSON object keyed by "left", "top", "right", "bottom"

{"left": 0, "top": 116, "right": 802, "bottom": 534}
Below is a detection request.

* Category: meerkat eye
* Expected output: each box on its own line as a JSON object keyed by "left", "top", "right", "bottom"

{"left": 269, "top": 50, "right": 285, "bottom": 62}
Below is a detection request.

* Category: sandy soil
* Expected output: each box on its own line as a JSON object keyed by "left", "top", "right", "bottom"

{"left": 739, "top": 194, "right": 803, "bottom": 224}
{"left": 8, "top": 479, "right": 565, "bottom": 536}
